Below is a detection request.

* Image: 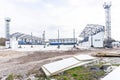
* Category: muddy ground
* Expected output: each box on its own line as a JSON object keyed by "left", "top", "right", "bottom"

{"left": 0, "top": 48, "right": 120, "bottom": 79}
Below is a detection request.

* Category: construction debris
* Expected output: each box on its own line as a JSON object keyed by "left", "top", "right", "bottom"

{"left": 92, "top": 52, "right": 120, "bottom": 57}
{"left": 41, "top": 55, "right": 96, "bottom": 77}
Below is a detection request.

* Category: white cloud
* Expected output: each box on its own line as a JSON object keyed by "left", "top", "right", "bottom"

{"left": 0, "top": 0, "right": 120, "bottom": 40}
{"left": 14, "top": 0, "right": 40, "bottom": 3}
{"left": 69, "top": 0, "right": 81, "bottom": 6}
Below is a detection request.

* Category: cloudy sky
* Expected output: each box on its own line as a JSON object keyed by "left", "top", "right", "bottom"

{"left": 0, "top": 0, "right": 120, "bottom": 40}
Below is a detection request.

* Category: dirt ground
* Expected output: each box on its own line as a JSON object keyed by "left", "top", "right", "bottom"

{"left": 0, "top": 48, "right": 120, "bottom": 79}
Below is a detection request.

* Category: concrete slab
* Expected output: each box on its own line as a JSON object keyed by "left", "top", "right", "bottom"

{"left": 102, "top": 66, "right": 120, "bottom": 80}
{"left": 74, "top": 54, "right": 95, "bottom": 61}
{"left": 41, "top": 55, "right": 96, "bottom": 76}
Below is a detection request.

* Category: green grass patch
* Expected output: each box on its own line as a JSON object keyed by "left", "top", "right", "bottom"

{"left": 34, "top": 64, "right": 106, "bottom": 80}
{"left": 112, "top": 64, "right": 120, "bottom": 66}
{"left": 6, "top": 74, "right": 14, "bottom": 80}
{"left": 50, "top": 66, "right": 105, "bottom": 80}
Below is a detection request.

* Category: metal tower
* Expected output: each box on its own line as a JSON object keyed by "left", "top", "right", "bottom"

{"left": 103, "top": 2, "right": 112, "bottom": 48}
{"left": 5, "top": 17, "right": 11, "bottom": 41}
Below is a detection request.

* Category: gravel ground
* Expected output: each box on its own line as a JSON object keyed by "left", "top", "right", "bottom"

{"left": 0, "top": 48, "right": 120, "bottom": 79}
{"left": 0, "top": 49, "right": 82, "bottom": 78}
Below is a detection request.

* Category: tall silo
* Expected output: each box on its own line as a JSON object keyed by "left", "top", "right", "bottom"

{"left": 5, "top": 17, "right": 11, "bottom": 48}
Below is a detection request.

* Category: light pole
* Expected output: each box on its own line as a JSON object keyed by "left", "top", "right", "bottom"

{"left": 31, "top": 32, "right": 33, "bottom": 48}
{"left": 43, "top": 31, "right": 46, "bottom": 48}
{"left": 90, "top": 27, "right": 94, "bottom": 47}
{"left": 57, "top": 29, "right": 60, "bottom": 49}
{"left": 73, "top": 29, "right": 76, "bottom": 48}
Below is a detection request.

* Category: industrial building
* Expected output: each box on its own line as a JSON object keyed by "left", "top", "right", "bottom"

{"left": 79, "top": 2, "right": 112, "bottom": 48}
{"left": 10, "top": 32, "right": 42, "bottom": 45}
{"left": 79, "top": 24, "right": 105, "bottom": 47}
{"left": 5, "top": 2, "right": 113, "bottom": 49}
{"left": 8, "top": 32, "right": 43, "bottom": 49}
{"left": 112, "top": 42, "right": 120, "bottom": 48}
{"left": 9, "top": 32, "right": 78, "bottom": 49}
{"left": 49, "top": 38, "right": 77, "bottom": 45}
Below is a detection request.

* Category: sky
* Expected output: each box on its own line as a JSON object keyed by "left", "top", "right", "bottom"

{"left": 0, "top": 0, "right": 120, "bottom": 40}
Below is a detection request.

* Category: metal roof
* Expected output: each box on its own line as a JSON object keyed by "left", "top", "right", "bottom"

{"left": 79, "top": 24, "right": 105, "bottom": 37}
{"left": 10, "top": 32, "right": 41, "bottom": 40}
{"left": 10, "top": 32, "right": 24, "bottom": 38}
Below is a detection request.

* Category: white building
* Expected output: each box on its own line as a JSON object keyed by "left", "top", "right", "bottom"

{"left": 112, "top": 42, "right": 120, "bottom": 48}
{"left": 79, "top": 24, "right": 105, "bottom": 48}
{"left": 8, "top": 32, "right": 42, "bottom": 49}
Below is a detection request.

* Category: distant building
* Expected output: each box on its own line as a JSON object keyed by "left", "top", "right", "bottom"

{"left": 112, "top": 42, "right": 120, "bottom": 48}
{"left": 49, "top": 38, "right": 77, "bottom": 45}
{"left": 79, "top": 24, "right": 105, "bottom": 48}
{"left": 9, "top": 32, "right": 42, "bottom": 49}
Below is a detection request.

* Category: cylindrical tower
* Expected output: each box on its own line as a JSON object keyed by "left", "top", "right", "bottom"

{"left": 5, "top": 17, "right": 11, "bottom": 48}
{"left": 103, "top": 2, "right": 112, "bottom": 47}
{"left": 5, "top": 17, "right": 11, "bottom": 41}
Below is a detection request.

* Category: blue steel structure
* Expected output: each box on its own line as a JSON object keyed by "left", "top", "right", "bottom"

{"left": 49, "top": 38, "right": 77, "bottom": 45}
{"left": 10, "top": 32, "right": 42, "bottom": 45}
